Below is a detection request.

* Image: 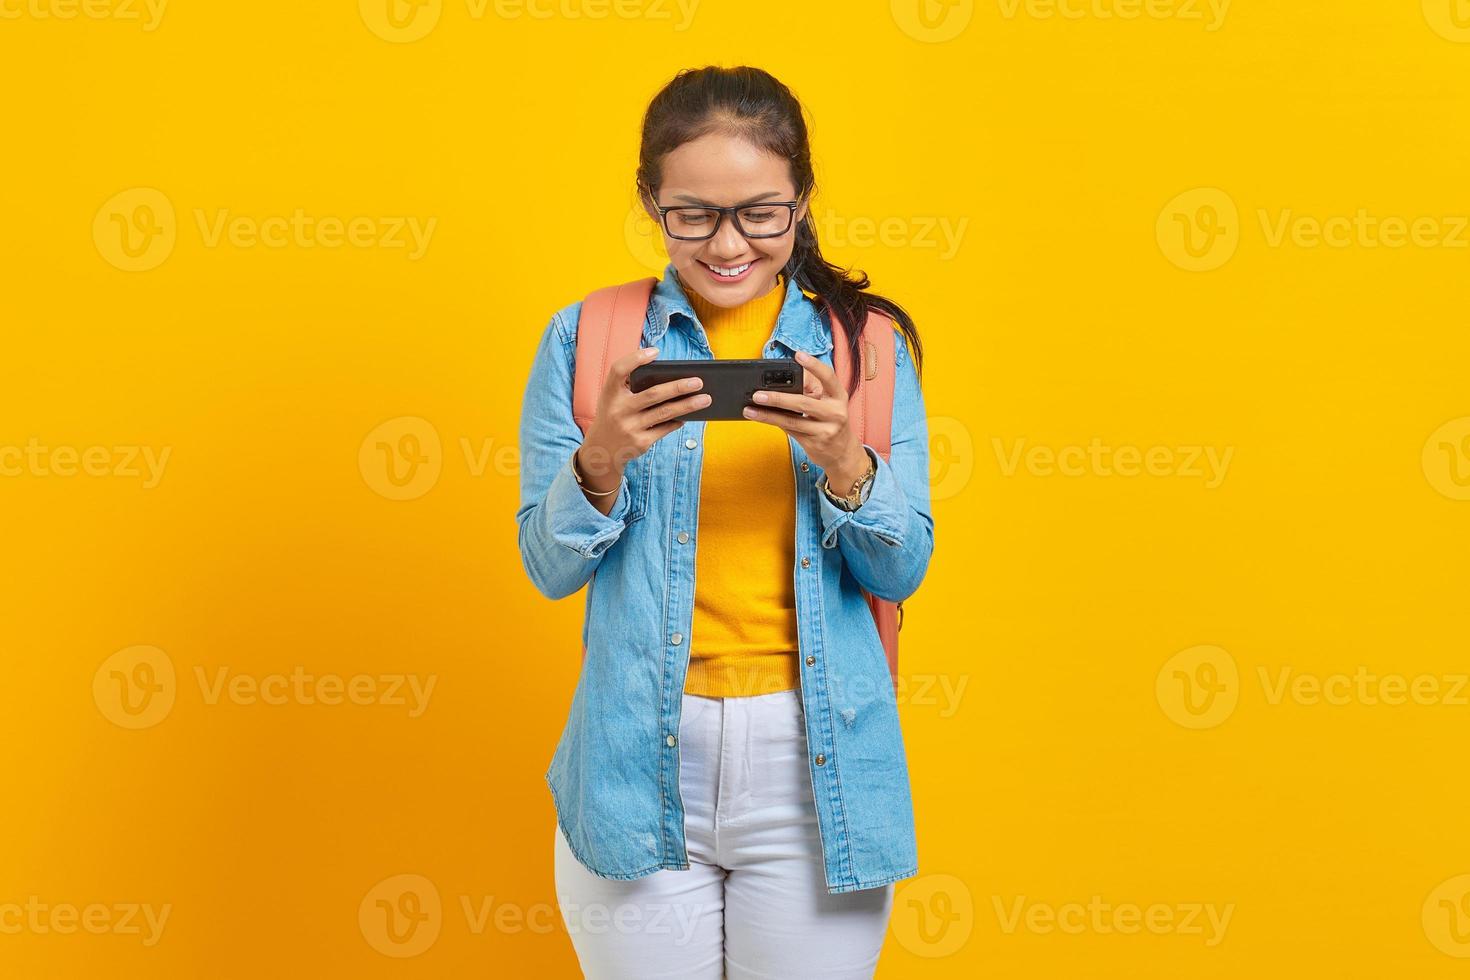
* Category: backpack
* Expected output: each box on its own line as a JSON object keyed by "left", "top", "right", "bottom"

{"left": 570, "top": 277, "right": 904, "bottom": 690}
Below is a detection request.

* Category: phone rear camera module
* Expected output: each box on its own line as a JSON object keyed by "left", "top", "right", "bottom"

{"left": 763, "top": 369, "right": 795, "bottom": 387}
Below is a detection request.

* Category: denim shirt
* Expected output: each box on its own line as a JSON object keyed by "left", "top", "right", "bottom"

{"left": 516, "top": 261, "right": 934, "bottom": 895}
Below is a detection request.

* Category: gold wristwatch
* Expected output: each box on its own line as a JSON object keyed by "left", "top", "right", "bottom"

{"left": 820, "top": 449, "right": 876, "bottom": 511}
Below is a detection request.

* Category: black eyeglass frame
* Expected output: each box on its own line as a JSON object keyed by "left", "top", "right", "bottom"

{"left": 649, "top": 199, "right": 802, "bottom": 241}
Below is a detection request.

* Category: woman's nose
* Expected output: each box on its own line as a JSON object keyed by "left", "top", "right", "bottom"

{"left": 709, "top": 214, "right": 749, "bottom": 256}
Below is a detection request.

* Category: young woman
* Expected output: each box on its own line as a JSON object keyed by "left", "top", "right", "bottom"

{"left": 515, "top": 65, "right": 933, "bottom": 979}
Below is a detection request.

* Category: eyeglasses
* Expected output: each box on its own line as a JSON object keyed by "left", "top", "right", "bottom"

{"left": 650, "top": 199, "right": 801, "bottom": 241}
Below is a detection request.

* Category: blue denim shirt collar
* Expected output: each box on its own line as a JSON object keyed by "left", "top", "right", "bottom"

{"left": 644, "top": 261, "right": 833, "bottom": 357}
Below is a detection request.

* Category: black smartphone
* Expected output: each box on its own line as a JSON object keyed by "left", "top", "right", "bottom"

{"left": 628, "top": 358, "right": 803, "bottom": 421}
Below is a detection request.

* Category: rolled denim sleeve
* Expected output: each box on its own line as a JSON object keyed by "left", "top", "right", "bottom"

{"left": 515, "top": 305, "right": 633, "bottom": 600}
{"left": 816, "top": 329, "right": 934, "bottom": 602}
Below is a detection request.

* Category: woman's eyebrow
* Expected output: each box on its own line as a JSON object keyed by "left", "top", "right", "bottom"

{"left": 669, "top": 190, "right": 787, "bottom": 206}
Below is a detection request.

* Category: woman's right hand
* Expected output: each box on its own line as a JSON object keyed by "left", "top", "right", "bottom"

{"left": 575, "top": 346, "right": 708, "bottom": 508}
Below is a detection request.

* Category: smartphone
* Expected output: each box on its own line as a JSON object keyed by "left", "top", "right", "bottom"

{"left": 628, "top": 358, "right": 803, "bottom": 421}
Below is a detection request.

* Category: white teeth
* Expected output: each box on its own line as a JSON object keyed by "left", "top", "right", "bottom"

{"left": 705, "top": 260, "right": 752, "bottom": 277}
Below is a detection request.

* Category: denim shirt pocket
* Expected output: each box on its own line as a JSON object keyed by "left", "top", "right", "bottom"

{"left": 619, "top": 438, "right": 657, "bottom": 525}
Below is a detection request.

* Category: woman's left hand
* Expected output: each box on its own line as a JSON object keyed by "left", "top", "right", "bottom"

{"left": 742, "top": 350, "right": 872, "bottom": 490}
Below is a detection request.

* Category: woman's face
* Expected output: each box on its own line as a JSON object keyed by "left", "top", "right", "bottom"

{"left": 644, "top": 131, "right": 809, "bottom": 309}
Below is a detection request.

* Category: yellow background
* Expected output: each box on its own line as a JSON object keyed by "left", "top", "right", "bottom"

{"left": 3, "top": 0, "right": 1470, "bottom": 976}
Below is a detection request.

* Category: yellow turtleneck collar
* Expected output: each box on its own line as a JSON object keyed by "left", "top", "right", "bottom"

{"left": 677, "top": 270, "right": 786, "bottom": 358}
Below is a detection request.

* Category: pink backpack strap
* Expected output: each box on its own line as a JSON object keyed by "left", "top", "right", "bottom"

{"left": 827, "top": 303, "right": 896, "bottom": 462}
{"left": 572, "top": 277, "right": 658, "bottom": 435}
{"left": 573, "top": 278, "right": 656, "bottom": 666}
{"left": 825, "top": 302, "right": 903, "bottom": 689}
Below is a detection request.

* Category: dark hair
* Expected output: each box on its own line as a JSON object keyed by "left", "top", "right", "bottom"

{"left": 635, "top": 65, "right": 924, "bottom": 396}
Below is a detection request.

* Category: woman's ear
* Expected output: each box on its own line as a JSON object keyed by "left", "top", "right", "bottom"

{"left": 795, "top": 195, "right": 810, "bottom": 224}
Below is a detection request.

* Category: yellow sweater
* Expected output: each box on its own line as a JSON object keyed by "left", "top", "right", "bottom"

{"left": 680, "top": 272, "right": 800, "bottom": 698}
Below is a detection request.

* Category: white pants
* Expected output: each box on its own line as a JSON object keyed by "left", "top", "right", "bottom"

{"left": 554, "top": 689, "right": 894, "bottom": 978}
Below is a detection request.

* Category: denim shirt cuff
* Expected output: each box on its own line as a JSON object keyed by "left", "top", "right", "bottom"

{"left": 547, "top": 452, "right": 631, "bottom": 558}
{"left": 817, "top": 445, "right": 906, "bottom": 550}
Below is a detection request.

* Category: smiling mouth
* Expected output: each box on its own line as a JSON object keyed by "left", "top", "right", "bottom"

{"left": 699, "top": 258, "right": 756, "bottom": 278}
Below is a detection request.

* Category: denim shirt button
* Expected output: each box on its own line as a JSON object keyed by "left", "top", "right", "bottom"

{"left": 684, "top": 438, "right": 697, "bottom": 450}
{"left": 800, "top": 556, "right": 811, "bottom": 569}
{"left": 666, "top": 734, "right": 678, "bottom": 747}
{"left": 677, "top": 531, "right": 690, "bottom": 544}
{"left": 800, "top": 461, "right": 809, "bottom": 471}
{"left": 814, "top": 754, "right": 826, "bottom": 766}
{"left": 670, "top": 632, "right": 683, "bottom": 645}
{"left": 805, "top": 655, "right": 816, "bottom": 666}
